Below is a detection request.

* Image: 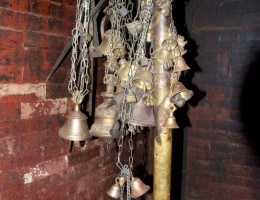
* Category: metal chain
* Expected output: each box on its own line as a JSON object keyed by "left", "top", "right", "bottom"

{"left": 68, "top": 0, "right": 91, "bottom": 104}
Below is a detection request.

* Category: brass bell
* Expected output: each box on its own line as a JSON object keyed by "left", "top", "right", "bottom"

{"left": 141, "top": 92, "right": 156, "bottom": 106}
{"left": 125, "top": 20, "right": 143, "bottom": 35}
{"left": 113, "top": 47, "right": 126, "bottom": 58}
{"left": 97, "top": 29, "right": 122, "bottom": 55}
{"left": 126, "top": 89, "right": 137, "bottom": 103}
{"left": 127, "top": 100, "right": 155, "bottom": 127}
{"left": 161, "top": 38, "right": 178, "bottom": 51}
{"left": 163, "top": 106, "right": 179, "bottom": 129}
{"left": 132, "top": 67, "right": 154, "bottom": 91}
{"left": 130, "top": 177, "right": 150, "bottom": 199}
{"left": 96, "top": 29, "right": 112, "bottom": 55}
{"left": 176, "top": 34, "right": 188, "bottom": 48}
{"left": 89, "top": 92, "right": 118, "bottom": 138}
{"left": 153, "top": 48, "right": 175, "bottom": 61}
{"left": 173, "top": 57, "right": 190, "bottom": 72}
{"left": 106, "top": 183, "right": 121, "bottom": 199}
{"left": 103, "top": 57, "right": 119, "bottom": 73}
{"left": 171, "top": 82, "right": 193, "bottom": 107}
{"left": 117, "top": 59, "right": 130, "bottom": 88}
{"left": 59, "top": 104, "right": 91, "bottom": 141}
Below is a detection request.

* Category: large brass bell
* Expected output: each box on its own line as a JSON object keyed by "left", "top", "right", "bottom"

{"left": 171, "top": 82, "right": 193, "bottom": 108}
{"left": 163, "top": 105, "right": 179, "bottom": 129}
{"left": 130, "top": 177, "right": 150, "bottom": 199}
{"left": 132, "top": 67, "right": 154, "bottom": 91}
{"left": 173, "top": 57, "right": 190, "bottom": 72}
{"left": 58, "top": 104, "right": 91, "bottom": 141}
{"left": 106, "top": 182, "right": 121, "bottom": 199}
{"left": 89, "top": 92, "right": 118, "bottom": 138}
{"left": 127, "top": 100, "right": 155, "bottom": 127}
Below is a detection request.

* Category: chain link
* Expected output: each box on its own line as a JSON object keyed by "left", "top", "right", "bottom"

{"left": 68, "top": 0, "right": 91, "bottom": 104}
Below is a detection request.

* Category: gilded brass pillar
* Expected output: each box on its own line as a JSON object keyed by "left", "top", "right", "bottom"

{"left": 152, "top": 1, "right": 173, "bottom": 199}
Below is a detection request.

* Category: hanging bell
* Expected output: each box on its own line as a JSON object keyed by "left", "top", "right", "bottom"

{"left": 58, "top": 104, "right": 91, "bottom": 141}
{"left": 103, "top": 57, "right": 119, "bottom": 73}
{"left": 132, "top": 67, "right": 154, "bottom": 91}
{"left": 130, "top": 177, "right": 150, "bottom": 199}
{"left": 141, "top": 92, "right": 156, "bottom": 106}
{"left": 173, "top": 57, "right": 190, "bottom": 72}
{"left": 171, "top": 82, "right": 194, "bottom": 107}
{"left": 106, "top": 183, "right": 121, "bottom": 199}
{"left": 160, "top": 95, "right": 173, "bottom": 110}
{"left": 125, "top": 20, "right": 143, "bottom": 35}
{"left": 96, "top": 29, "right": 112, "bottom": 55}
{"left": 125, "top": 89, "right": 137, "bottom": 104}
{"left": 117, "top": 59, "right": 130, "bottom": 88}
{"left": 153, "top": 48, "right": 175, "bottom": 62}
{"left": 89, "top": 92, "right": 118, "bottom": 138}
{"left": 112, "top": 40, "right": 126, "bottom": 58}
{"left": 97, "top": 30, "right": 122, "bottom": 55}
{"left": 162, "top": 107, "right": 179, "bottom": 129}
{"left": 161, "top": 38, "right": 178, "bottom": 51}
{"left": 176, "top": 35, "right": 188, "bottom": 48}
{"left": 127, "top": 100, "right": 155, "bottom": 127}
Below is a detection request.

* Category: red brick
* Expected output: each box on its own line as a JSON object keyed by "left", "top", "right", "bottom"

{"left": 0, "top": 29, "right": 24, "bottom": 48}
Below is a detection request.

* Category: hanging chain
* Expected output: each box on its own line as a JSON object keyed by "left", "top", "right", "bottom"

{"left": 68, "top": 0, "right": 91, "bottom": 104}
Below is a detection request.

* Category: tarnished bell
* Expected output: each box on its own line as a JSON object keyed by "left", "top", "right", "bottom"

{"left": 153, "top": 48, "right": 175, "bottom": 61}
{"left": 127, "top": 100, "right": 155, "bottom": 127}
{"left": 173, "top": 57, "right": 190, "bottom": 72}
{"left": 141, "top": 92, "right": 156, "bottom": 106}
{"left": 59, "top": 104, "right": 90, "bottom": 141}
{"left": 89, "top": 91, "right": 117, "bottom": 138}
{"left": 96, "top": 29, "right": 112, "bottom": 55}
{"left": 130, "top": 177, "right": 150, "bottom": 199}
{"left": 132, "top": 68, "right": 154, "bottom": 91}
{"left": 117, "top": 59, "right": 130, "bottom": 87}
{"left": 125, "top": 20, "right": 143, "bottom": 35}
{"left": 97, "top": 29, "right": 123, "bottom": 55}
{"left": 106, "top": 183, "right": 120, "bottom": 199}
{"left": 171, "top": 82, "right": 193, "bottom": 108}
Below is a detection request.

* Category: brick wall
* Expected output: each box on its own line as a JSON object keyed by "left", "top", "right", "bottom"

{"left": 184, "top": 0, "right": 260, "bottom": 199}
{"left": 0, "top": 1, "right": 122, "bottom": 199}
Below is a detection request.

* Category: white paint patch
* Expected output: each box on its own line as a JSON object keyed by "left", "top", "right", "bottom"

{"left": 20, "top": 98, "right": 67, "bottom": 119}
{"left": 23, "top": 156, "right": 69, "bottom": 185}
{"left": 20, "top": 103, "right": 35, "bottom": 119}
{"left": 6, "top": 139, "right": 15, "bottom": 154}
{"left": 0, "top": 83, "right": 46, "bottom": 99}
{"left": 44, "top": 98, "right": 67, "bottom": 115}
{"left": 24, "top": 172, "right": 33, "bottom": 184}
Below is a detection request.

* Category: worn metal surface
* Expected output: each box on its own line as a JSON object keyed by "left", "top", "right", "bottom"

{"left": 152, "top": 1, "right": 173, "bottom": 199}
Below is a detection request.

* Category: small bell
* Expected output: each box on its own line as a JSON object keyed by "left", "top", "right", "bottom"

{"left": 117, "top": 59, "right": 130, "bottom": 88}
{"left": 132, "top": 67, "right": 154, "bottom": 91}
{"left": 58, "top": 104, "right": 91, "bottom": 142}
{"left": 141, "top": 92, "right": 156, "bottom": 106}
{"left": 125, "top": 20, "right": 143, "bottom": 35}
{"left": 171, "top": 82, "right": 193, "bottom": 107}
{"left": 130, "top": 177, "right": 150, "bottom": 199}
{"left": 107, "top": 183, "right": 121, "bottom": 199}
{"left": 162, "top": 106, "right": 179, "bottom": 129}
{"left": 173, "top": 57, "right": 190, "bottom": 72}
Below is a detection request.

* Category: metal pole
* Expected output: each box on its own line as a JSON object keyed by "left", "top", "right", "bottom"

{"left": 152, "top": 1, "right": 173, "bottom": 199}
